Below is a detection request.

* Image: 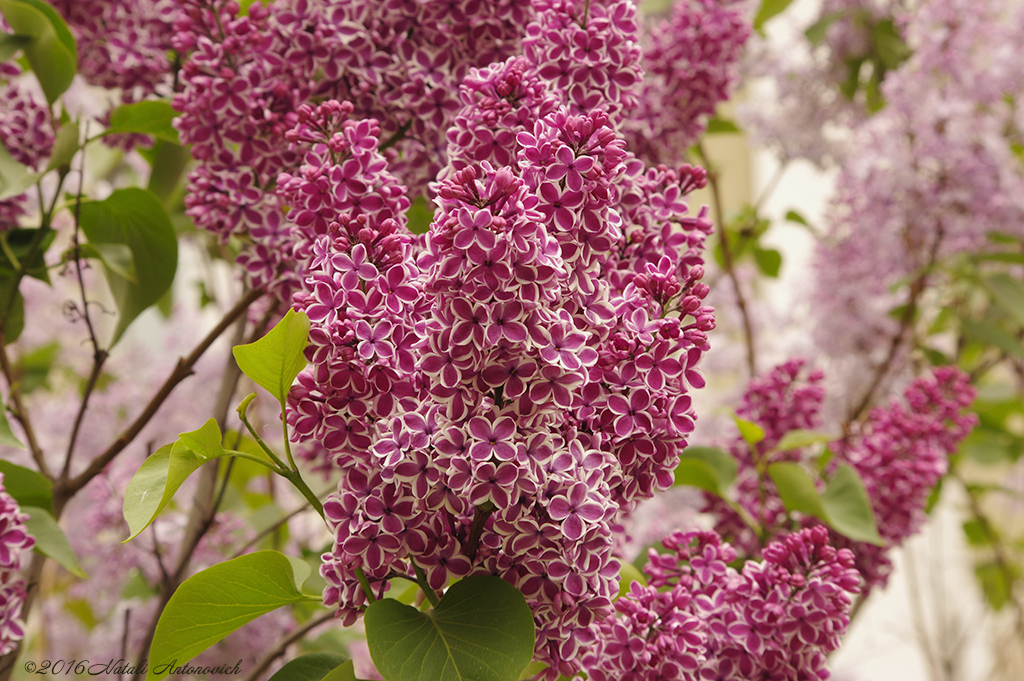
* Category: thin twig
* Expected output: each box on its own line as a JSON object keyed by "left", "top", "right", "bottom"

{"left": 696, "top": 141, "right": 757, "bottom": 377}
{"left": 242, "top": 612, "right": 336, "bottom": 681}
{"left": 59, "top": 286, "right": 265, "bottom": 505}
{"left": 231, "top": 504, "right": 311, "bottom": 559}
{"left": 0, "top": 332, "right": 50, "bottom": 478}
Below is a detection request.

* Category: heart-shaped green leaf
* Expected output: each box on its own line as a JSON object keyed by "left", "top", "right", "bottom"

{"left": 365, "top": 575, "right": 535, "bottom": 681}
{"left": 146, "top": 551, "right": 313, "bottom": 681}
{"left": 268, "top": 653, "right": 350, "bottom": 681}
{"left": 0, "top": 0, "right": 76, "bottom": 103}
{"left": 820, "top": 464, "right": 884, "bottom": 545}
{"left": 233, "top": 308, "right": 310, "bottom": 407}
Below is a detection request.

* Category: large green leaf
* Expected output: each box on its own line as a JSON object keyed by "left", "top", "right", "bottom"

{"left": 365, "top": 575, "right": 535, "bottom": 681}
{"left": 0, "top": 30, "right": 31, "bottom": 61}
{"left": 146, "top": 551, "right": 313, "bottom": 681}
{"left": 233, "top": 308, "right": 310, "bottom": 406}
{"left": 820, "top": 464, "right": 885, "bottom": 545}
{"left": 0, "top": 0, "right": 76, "bottom": 104}
{"left": 106, "top": 101, "right": 181, "bottom": 145}
{"left": 122, "top": 419, "right": 230, "bottom": 541}
{"left": 268, "top": 653, "right": 350, "bottom": 681}
{"left": 0, "top": 140, "right": 41, "bottom": 201}
{"left": 0, "top": 460, "right": 52, "bottom": 512}
{"left": 22, "top": 505, "right": 86, "bottom": 577}
{"left": 78, "top": 187, "right": 178, "bottom": 345}
{"left": 673, "top": 446, "right": 738, "bottom": 497}
{"left": 767, "top": 462, "right": 827, "bottom": 519}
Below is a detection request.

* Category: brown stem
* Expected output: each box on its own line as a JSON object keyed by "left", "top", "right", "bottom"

{"left": 0, "top": 331, "right": 50, "bottom": 478}
{"left": 696, "top": 141, "right": 757, "bottom": 377}
{"left": 57, "top": 286, "right": 265, "bottom": 507}
{"left": 465, "top": 503, "right": 494, "bottom": 563}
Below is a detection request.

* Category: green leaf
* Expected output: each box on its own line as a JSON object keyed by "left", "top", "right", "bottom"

{"left": 13, "top": 340, "right": 59, "bottom": 393}
{"left": 974, "top": 562, "right": 1014, "bottom": 610}
{"left": 233, "top": 308, "right": 310, "bottom": 406}
{"left": 773, "top": 429, "right": 836, "bottom": 453}
{"left": 44, "top": 118, "right": 79, "bottom": 172}
{"left": 0, "top": 139, "right": 41, "bottom": 201}
{"left": 962, "top": 319, "right": 1024, "bottom": 359}
{"left": 79, "top": 242, "right": 137, "bottom": 282}
{"left": 752, "top": 246, "right": 782, "bottom": 278}
{"left": 0, "top": 396, "right": 25, "bottom": 448}
{"left": 122, "top": 419, "right": 231, "bottom": 541}
{"left": 268, "top": 653, "right": 350, "bottom": 681}
{"left": 0, "top": 459, "right": 52, "bottom": 512}
{"left": 365, "top": 575, "right": 535, "bottom": 681}
{"left": 753, "top": 0, "right": 796, "bottom": 31}
{"left": 0, "top": 30, "right": 31, "bottom": 61}
{"left": 959, "top": 427, "right": 1018, "bottom": 465}
{"left": 872, "top": 18, "right": 910, "bottom": 71}
{"left": 706, "top": 117, "right": 740, "bottom": 134}
{"left": 733, "top": 415, "right": 765, "bottom": 446}
{"left": 820, "top": 464, "right": 884, "bottom": 545}
{"left": 146, "top": 551, "right": 312, "bottom": 681}
{"left": 22, "top": 505, "right": 86, "bottom": 577}
{"left": 768, "top": 462, "right": 827, "bottom": 519}
{"left": 984, "top": 274, "right": 1024, "bottom": 329}
{"left": 321, "top": 661, "right": 359, "bottom": 681}
{"left": 673, "top": 446, "right": 738, "bottom": 497}
{"left": 804, "top": 10, "right": 846, "bottom": 44}
{"left": 617, "top": 561, "right": 646, "bottom": 599}
{"left": 0, "top": 0, "right": 77, "bottom": 104}
{"left": 962, "top": 519, "right": 990, "bottom": 547}
{"left": 106, "top": 100, "right": 181, "bottom": 145}
{"left": 78, "top": 187, "right": 178, "bottom": 345}
{"left": 147, "top": 141, "right": 191, "bottom": 204}
{"left": 406, "top": 194, "right": 434, "bottom": 235}
{"left": 784, "top": 210, "right": 808, "bottom": 226}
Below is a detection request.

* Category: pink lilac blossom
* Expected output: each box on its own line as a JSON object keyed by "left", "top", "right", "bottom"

{"left": 287, "top": 98, "right": 714, "bottom": 674}
{"left": 702, "top": 359, "right": 976, "bottom": 592}
{"left": 0, "top": 64, "right": 55, "bottom": 230}
{"left": 50, "top": 0, "right": 177, "bottom": 100}
{"left": 581, "top": 526, "right": 861, "bottom": 681}
{"left": 523, "top": 0, "right": 642, "bottom": 122}
{"left": 624, "top": 0, "right": 752, "bottom": 166}
{"left": 0, "top": 472, "right": 34, "bottom": 656}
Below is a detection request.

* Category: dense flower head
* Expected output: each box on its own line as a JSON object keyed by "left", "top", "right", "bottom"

{"left": 299, "top": 100, "right": 714, "bottom": 673}
{"left": 0, "top": 65, "right": 54, "bottom": 230}
{"left": 581, "top": 527, "right": 859, "bottom": 681}
{"left": 701, "top": 359, "right": 976, "bottom": 592}
{"left": 0, "top": 472, "right": 34, "bottom": 656}
{"left": 51, "top": 0, "right": 176, "bottom": 99}
{"left": 625, "top": 0, "right": 752, "bottom": 166}
{"left": 830, "top": 366, "right": 977, "bottom": 588}
{"left": 523, "top": 0, "right": 643, "bottom": 122}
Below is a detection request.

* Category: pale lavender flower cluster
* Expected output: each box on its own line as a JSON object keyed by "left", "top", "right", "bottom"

{"left": 625, "top": 0, "right": 751, "bottom": 166}
{"left": 0, "top": 473, "right": 34, "bottom": 656}
{"left": 704, "top": 360, "right": 976, "bottom": 592}
{"left": 581, "top": 526, "right": 861, "bottom": 681}
{"left": 0, "top": 64, "right": 54, "bottom": 229}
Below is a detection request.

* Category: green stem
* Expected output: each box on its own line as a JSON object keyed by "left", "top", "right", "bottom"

{"left": 238, "top": 411, "right": 289, "bottom": 471}
{"left": 356, "top": 568, "right": 377, "bottom": 604}
{"left": 281, "top": 469, "right": 324, "bottom": 520}
{"left": 226, "top": 450, "right": 282, "bottom": 472}
{"left": 412, "top": 561, "right": 440, "bottom": 607}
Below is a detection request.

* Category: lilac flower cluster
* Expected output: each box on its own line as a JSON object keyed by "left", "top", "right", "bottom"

{"left": 0, "top": 473, "right": 34, "bottom": 656}
{"left": 0, "top": 64, "right": 54, "bottom": 229}
{"left": 625, "top": 0, "right": 752, "bottom": 166}
{"left": 50, "top": 0, "right": 176, "bottom": 99}
{"left": 580, "top": 526, "right": 861, "bottom": 681}
{"left": 831, "top": 366, "right": 977, "bottom": 588}
{"left": 523, "top": 0, "right": 642, "bottom": 121}
{"left": 703, "top": 360, "right": 976, "bottom": 592}
{"left": 294, "top": 100, "right": 714, "bottom": 672}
